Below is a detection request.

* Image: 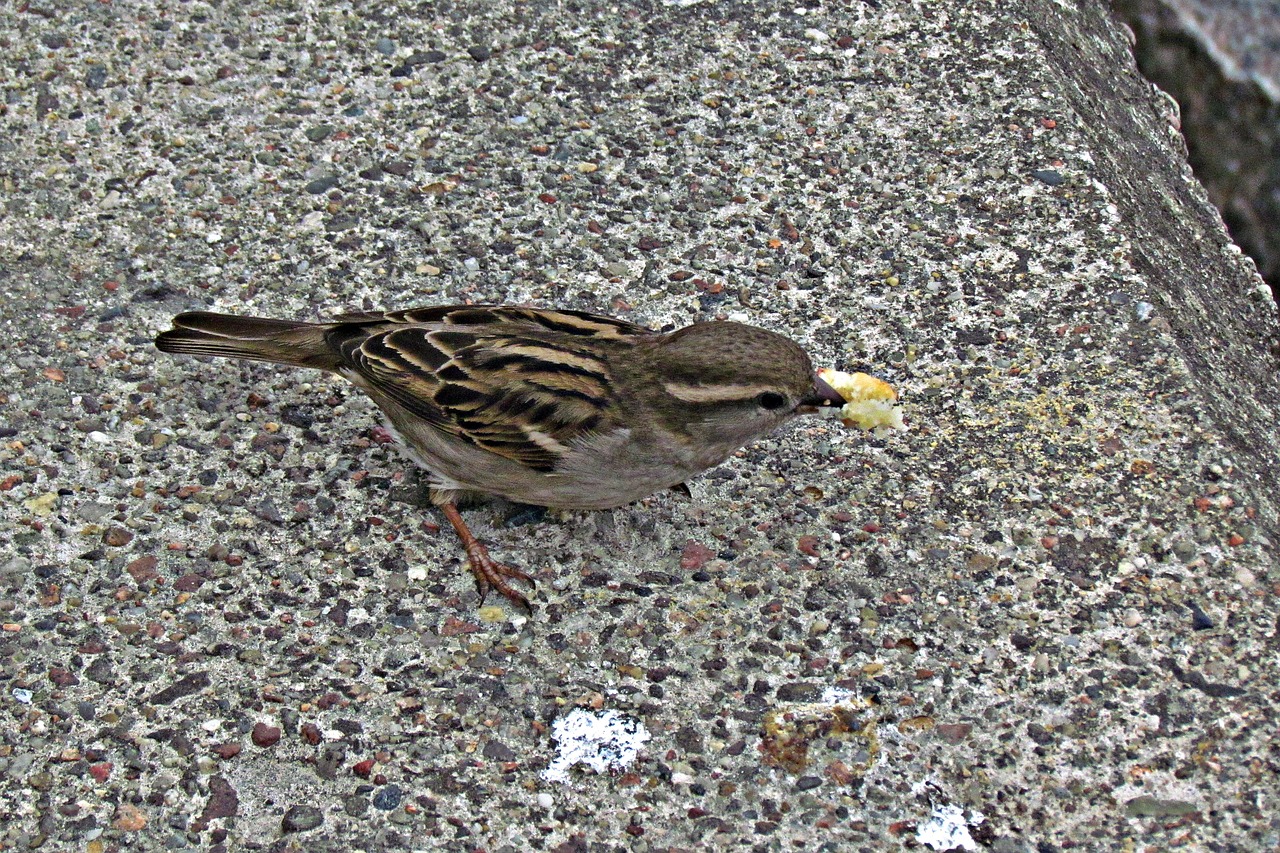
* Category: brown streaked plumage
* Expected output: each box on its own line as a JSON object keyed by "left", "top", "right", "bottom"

{"left": 155, "top": 305, "right": 843, "bottom": 610}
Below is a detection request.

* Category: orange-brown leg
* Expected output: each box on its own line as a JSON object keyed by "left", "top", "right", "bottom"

{"left": 439, "top": 501, "right": 535, "bottom": 611}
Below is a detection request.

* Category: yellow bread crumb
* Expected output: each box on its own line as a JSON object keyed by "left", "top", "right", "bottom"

{"left": 817, "top": 368, "right": 906, "bottom": 431}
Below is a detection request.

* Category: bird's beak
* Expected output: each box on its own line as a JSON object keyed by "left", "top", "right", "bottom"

{"left": 796, "top": 373, "right": 846, "bottom": 414}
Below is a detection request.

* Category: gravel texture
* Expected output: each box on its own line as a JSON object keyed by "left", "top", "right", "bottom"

{"left": 2, "top": 1, "right": 1278, "bottom": 851}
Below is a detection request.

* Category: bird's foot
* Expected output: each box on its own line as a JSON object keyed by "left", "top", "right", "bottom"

{"left": 462, "top": 538, "right": 535, "bottom": 611}
{"left": 439, "top": 500, "right": 535, "bottom": 611}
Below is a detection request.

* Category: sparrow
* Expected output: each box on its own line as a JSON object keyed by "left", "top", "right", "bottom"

{"left": 155, "top": 305, "right": 844, "bottom": 610}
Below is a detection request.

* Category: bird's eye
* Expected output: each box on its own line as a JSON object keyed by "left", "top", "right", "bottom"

{"left": 756, "top": 392, "right": 788, "bottom": 411}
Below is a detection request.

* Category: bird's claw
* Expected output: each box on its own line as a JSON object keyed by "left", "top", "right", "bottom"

{"left": 464, "top": 540, "right": 536, "bottom": 612}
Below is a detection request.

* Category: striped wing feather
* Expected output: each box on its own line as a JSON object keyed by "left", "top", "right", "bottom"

{"left": 331, "top": 304, "right": 655, "bottom": 339}
{"left": 335, "top": 318, "right": 630, "bottom": 472}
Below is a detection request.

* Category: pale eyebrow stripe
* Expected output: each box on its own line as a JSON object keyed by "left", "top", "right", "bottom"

{"left": 661, "top": 382, "right": 773, "bottom": 403}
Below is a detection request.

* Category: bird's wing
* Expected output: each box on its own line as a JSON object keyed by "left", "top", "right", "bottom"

{"left": 330, "top": 304, "right": 655, "bottom": 338}
{"left": 329, "top": 309, "right": 648, "bottom": 472}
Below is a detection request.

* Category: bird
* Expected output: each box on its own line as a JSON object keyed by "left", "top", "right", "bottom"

{"left": 155, "top": 304, "right": 845, "bottom": 610}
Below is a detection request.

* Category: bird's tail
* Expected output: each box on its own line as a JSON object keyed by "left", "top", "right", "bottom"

{"left": 154, "top": 311, "right": 341, "bottom": 370}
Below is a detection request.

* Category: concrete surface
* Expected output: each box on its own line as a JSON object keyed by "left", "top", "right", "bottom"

{"left": 1, "top": 0, "right": 1278, "bottom": 850}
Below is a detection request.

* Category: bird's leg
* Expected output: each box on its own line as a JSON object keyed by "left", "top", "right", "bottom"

{"left": 438, "top": 500, "right": 535, "bottom": 611}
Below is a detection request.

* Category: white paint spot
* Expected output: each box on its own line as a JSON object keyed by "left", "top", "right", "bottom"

{"left": 917, "top": 804, "right": 984, "bottom": 851}
{"left": 820, "top": 685, "right": 858, "bottom": 705}
{"left": 541, "top": 708, "right": 650, "bottom": 783}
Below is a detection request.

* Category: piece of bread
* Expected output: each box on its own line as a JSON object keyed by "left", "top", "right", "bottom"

{"left": 817, "top": 368, "right": 906, "bottom": 431}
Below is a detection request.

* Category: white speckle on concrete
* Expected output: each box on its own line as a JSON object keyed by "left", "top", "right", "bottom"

{"left": 541, "top": 708, "right": 650, "bottom": 784}
{"left": 820, "top": 685, "right": 858, "bottom": 705}
{"left": 916, "top": 804, "right": 984, "bottom": 851}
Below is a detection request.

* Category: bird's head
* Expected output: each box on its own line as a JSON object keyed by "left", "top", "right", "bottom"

{"left": 628, "top": 321, "right": 843, "bottom": 464}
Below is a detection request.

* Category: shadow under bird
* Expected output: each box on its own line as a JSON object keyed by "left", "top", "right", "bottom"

{"left": 155, "top": 305, "right": 844, "bottom": 609}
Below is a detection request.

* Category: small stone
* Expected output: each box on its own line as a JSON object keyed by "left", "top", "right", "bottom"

{"left": 1124, "top": 796, "right": 1198, "bottom": 817}
{"left": 85, "top": 64, "right": 108, "bottom": 89}
{"left": 440, "top": 616, "right": 479, "bottom": 637}
{"left": 482, "top": 740, "right": 517, "bottom": 762}
{"left": 24, "top": 493, "right": 59, "bottom": 515}
{"left": 49, "top": 668, "right": 79, "bottom": 687}
{"left": 192, "top": 776, "right": 239, "bottom": 830}
{"left": 251, "top": 723, "right": 281, "bottom": 747}
{"left": 936, "top": 723, "right": 973, "bottom": 744}
{"left": 343, "top": 794, "right": 369, "bottom": 817}
{"left": 679, "top": 541, "right": 716, "bottom": 570}
{"left": 477, "top": 606, "right": 506, "bottom": 623}
{"left": 372, "top": 784, "right": 403, "bottom": 810}
{"left": 254, "top": 500, "right": 284, "bottom": 524}
{"left": 103, "top": 527, "right": 134, "bottom": 547}
{"left": 212, "top": 743, "right": 242, "bottom": 760}
{"left": 148, "top": 672, "right": 211, "bottom": 705}
{"left": 85, "top": 658, "right": 116, "bottom": 685}
{"left": 281, "top": 804, "right": 324, "bottom": 832}
{"left": 126, "top": 555, "right": 159, "bottom": 582}
{"left": 112, "top": 804, "right": 147, "bottom": 831}
{"left": 305, "top": 174, "right": 340, "bottom": 194}
{"left": 1188, "top": 602, "right": 1215, "bottom": 630}
{"left": 173, "top": 573, "right": 206, "bottom": 592}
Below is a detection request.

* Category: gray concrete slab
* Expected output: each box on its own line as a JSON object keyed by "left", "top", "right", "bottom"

{"left": 1, "top": 1, "right": 1277, "bottom": 850}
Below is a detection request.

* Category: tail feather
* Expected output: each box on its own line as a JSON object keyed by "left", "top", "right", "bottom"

{"left": 155, "top": 311, "right": 339, "bottom": 370}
